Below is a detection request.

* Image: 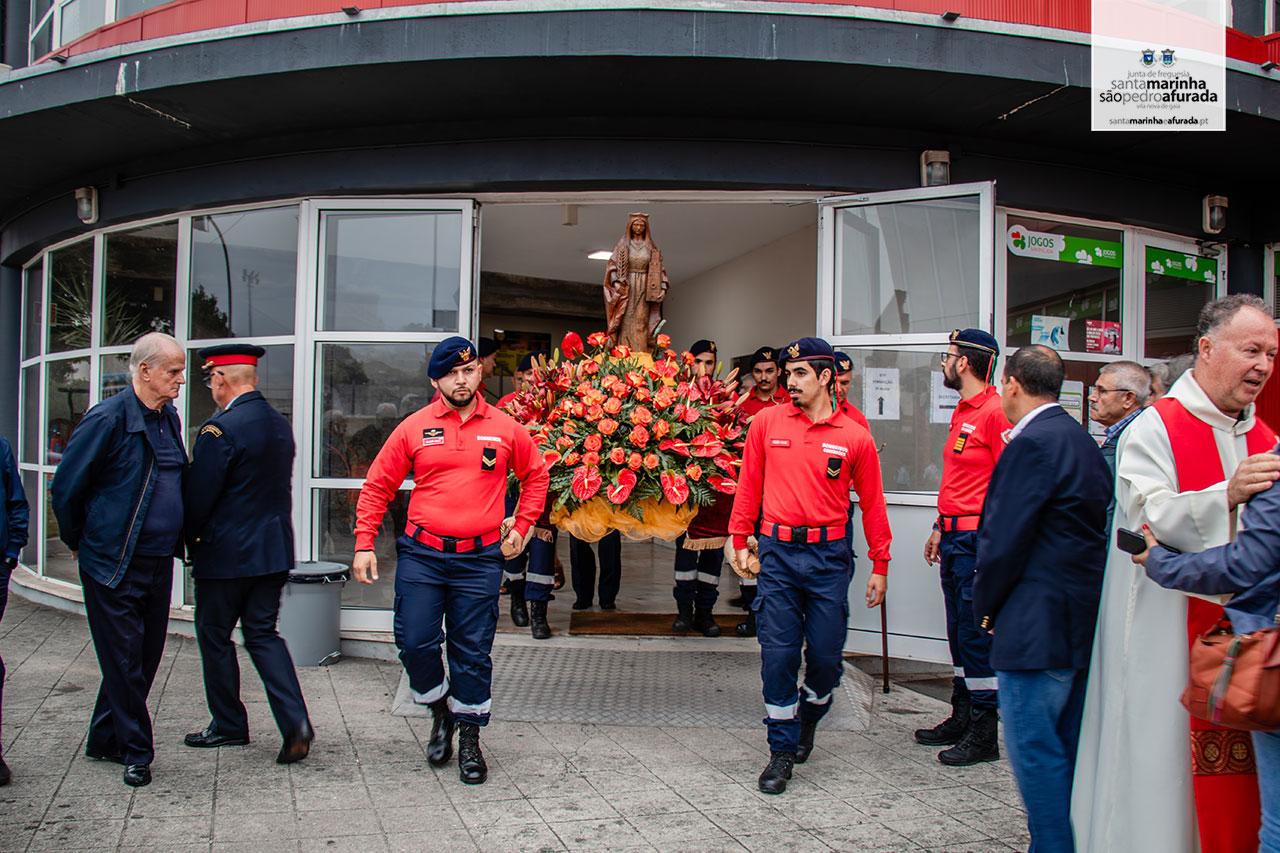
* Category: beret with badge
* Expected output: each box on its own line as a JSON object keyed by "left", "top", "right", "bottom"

{"left": 428, "top": 336, "right": 480, "bottom": 380}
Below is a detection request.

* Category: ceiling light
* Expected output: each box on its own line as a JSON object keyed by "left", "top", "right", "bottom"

{"left": 588, "top": 251, "right": 612, "bottom": 260}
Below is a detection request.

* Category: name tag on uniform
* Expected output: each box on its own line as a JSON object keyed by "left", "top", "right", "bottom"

{"left": 481, "top": 446, "right": 498, "bottom": 470}
{"left": 825, "top": 457, "right": 843, "bottom": 479}
{"left": 771, "top": 439, "right": 791, "bottom": 448}
{"left": 423, "top": 428, "right": 444, "bottom": 447}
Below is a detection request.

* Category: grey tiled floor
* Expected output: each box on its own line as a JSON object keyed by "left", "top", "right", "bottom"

{"left": 0, "top": 595, "right": 1030, "bottom": 852}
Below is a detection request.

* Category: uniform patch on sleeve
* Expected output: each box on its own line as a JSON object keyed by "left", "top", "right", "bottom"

{"left": 200, "top": 424, "right": 223, "bottom": 437}
{"left": 422, "top": 428, "right": 444, "bottom": 447}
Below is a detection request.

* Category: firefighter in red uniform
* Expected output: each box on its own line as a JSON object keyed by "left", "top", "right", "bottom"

{"left": 730, "top": 337, "right": 892, "bottom": 794}
{"left": 916, "top": 328, "right": 1011, "bottom": 767}
{"left": 353, "top": 337, "right": 549, "bottom": 785}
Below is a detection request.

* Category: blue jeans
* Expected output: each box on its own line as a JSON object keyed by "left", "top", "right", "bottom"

{"left": 1255, "top": 729, "right": 1280, "bottom": 853}
{"left": 996, "top": 667, "right": 1088, "bottom": 853}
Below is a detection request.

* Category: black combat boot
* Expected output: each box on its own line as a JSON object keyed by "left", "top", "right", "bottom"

{"left": 426, "top": 699, "right": 455, "bottom": 767}
{"left": 735, "top": 612, "right": 756, "bottom": 638}
{"left": 457, "top": 722, "right": 488, "bottom": 784}
{"left": 672, "top": 602, "right": 694, "bottom": 633}
{"left": 915, "top": 687, "right": 972, "bottom": 746}
{"left": 757, "top": 751, "right": 795, "bottom": 794}
{"left": 693, "top": 608, "right": 721, "bottom": 637}
{"left": 938, "top": 708, "right": 1000, "bottom": 766}
{"left": 794, "top": 721, "right": 818, "bottom": 764}
{"left": 529, "top": 600, "right": 551, "bottom": 640}
{"left": 508, "top": 580, "right": 529, "bottom": 627}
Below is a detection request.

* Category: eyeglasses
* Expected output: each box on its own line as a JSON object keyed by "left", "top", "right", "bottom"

{"left": 202, "top": 370, "right": 225, "bottom": 389}
{"left": 940, "top": 352, "right": 964, "bottom": 365}
{"left": 1092, "top": 387, "right": 1130, "bottom": 396}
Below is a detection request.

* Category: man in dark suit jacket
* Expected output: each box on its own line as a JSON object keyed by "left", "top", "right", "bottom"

{"left": 183, "top": 345, "right": 312, "bottom": 764}
{"left": 974, "top": 345, "right": 1111, "bottom": 853}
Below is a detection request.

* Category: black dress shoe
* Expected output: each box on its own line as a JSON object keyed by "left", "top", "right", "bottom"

{"left": 85, "top": 747, "right": 124, "bottom": 764}
{"left": 184, "top": 727, "right": 250, "bottom": 749}
{"left": 571, "top": 599, "right": 592, "bottom": 610}
{"left": 457, "top": 722, "right": 487, "bottom": 785}
{"left": 277, "top": 720, "right": 314, "bottom": 765}
{"left": 795, "top": 721, "right": 818, "bottom": 764}
{"left": 0, "top": 757, "right": 11, "bottom": 786}
{"left": 757, "top": 752, "right": 794, "bottom": 794}
{"left": 426, "top": 700, "right": 455, "bottom": 767}
{"left": 123, "top": 764, "right": 151, "bottom": 787}
{"left": 599, "top": 601, "right": 617, "bottom": 611}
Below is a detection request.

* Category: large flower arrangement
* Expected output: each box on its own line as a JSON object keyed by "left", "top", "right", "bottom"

{"left": 502, "top": 331, "right": 745, "bottom": 541}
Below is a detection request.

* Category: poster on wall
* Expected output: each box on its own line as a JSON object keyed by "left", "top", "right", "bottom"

{"left": 1085, "top": 320, "right": 1122, "bottom": 354}
{"left": 1059, "top": 380, "right": 1086, "bottom": 425}
{"left": 1032, "top": 315, "right": 1071, "bottom": 351}
{"left": 865, "top": 368, "right": 900, "bottom": 420}
{"left": 492, "top": 331, "right": 551, "bottom": 375}
{"left": 930, "top": 371, "right": 962, "bottom": 424}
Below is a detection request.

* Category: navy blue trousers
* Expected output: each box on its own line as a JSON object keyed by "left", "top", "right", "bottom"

{"left": 939, "top": 530, "right": 997, "bottom": 709}
{"left": 0, "top": 559, "right": 11, "bottom": 752}
{"left": 754, "top": 535, "right": 851, "bottom": 753}
{"left": 502, "top": 534, "right": 556, "bottom": 602}
{"left": 394, "top": 536, "right": 503, "bottom": 726}
{"left": 569, "top": 532, "right": 621, "bottom": 607}
{"left": 81, "top": 555, "right": 173, "bottom": 766}
{"left": 672, "top": 535, "right": 722, "bottom": 609}
{"left": 194, "top": 572, "right": 309, "bottom": 739}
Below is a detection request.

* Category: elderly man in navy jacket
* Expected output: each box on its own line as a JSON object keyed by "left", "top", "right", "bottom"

{"left": 183, "top": 344, "right": 312, "bottom": 764}
{"left": 51, "top": 332, "right": 188, "bottom": 788}
{"left": 973, "top": 345, "right": 1111, "bottom": 853}
{"left": 0, "top": 434, "right": 30, "bottom": 786}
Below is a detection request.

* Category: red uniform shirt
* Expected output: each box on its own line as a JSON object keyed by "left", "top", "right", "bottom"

{"left": 839, "top": 399, "right": 870, "bottom": 431}
{"left": 354, "top": 396, "right": 549, "bottom": 550}
{"left": 730, "top": 403, "right": 892, "bottom": 574}
{"left": 936, "top": 384, "right": 1011, "bottom": 518}
{"left": 739, "top": 387, "right": 790, "bottom": 420}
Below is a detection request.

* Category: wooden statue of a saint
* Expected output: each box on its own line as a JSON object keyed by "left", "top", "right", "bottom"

{"left": 604, "top": 213, "right": 669, "bottom": 352}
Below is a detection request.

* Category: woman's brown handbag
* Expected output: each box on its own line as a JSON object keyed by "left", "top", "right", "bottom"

{"left": 1182, "top": 618, "right": 1280, "bottom": 731}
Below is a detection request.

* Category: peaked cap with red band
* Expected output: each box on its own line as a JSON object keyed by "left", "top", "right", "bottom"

{"left": 199, "top": 343, "right": 265, "bottom": 370}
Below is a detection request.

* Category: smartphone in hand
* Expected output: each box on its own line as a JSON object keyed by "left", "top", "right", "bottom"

{"left": 1116, "top": 527, "right": 1147, "bottom": 555}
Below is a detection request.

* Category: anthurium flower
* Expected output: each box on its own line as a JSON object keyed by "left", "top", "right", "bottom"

{"left": 658, "top": 438, "right": 691, "bottom": 458}
{"left": 682, "top": 406, "right": 701, "bottom": 424}
{"left": 689, "top": 431, "right": 723, "bottom": 458}
{"left": 660, "top": 471, "right": 690, "bottom": 503}
{"left": 571, "top": 465, "right": 602, "bottom": 500}
{"left": 562, "top": 332, "right": 585, "bottom": 359}
{"left": 606, "top": 469, "right": 638, "bottom": 504}
{"left": 708, "top": 474, "right": 737, "bottom": 495}
{"left": 544, "top": 450, "right": 562, "bottom": 466}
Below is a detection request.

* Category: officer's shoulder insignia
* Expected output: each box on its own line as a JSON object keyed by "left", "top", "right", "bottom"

{"left": 200, "top": 424, "right": 223, "bottom": 437}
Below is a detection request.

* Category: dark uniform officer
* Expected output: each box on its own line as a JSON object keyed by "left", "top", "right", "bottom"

{"left": 354, "top": 337, "right": 549, "bottom": 784}
{"left": 730, "top": 337, "right": 892, "bottom": 794}
{"left": 182, "top": 344, "right": 313, "bottom": 763}
{"left": 0, "top": 434, "right": 30, "bottom": 786}
{"left": 916, "top": 328, "right": 1011, "bottom": 766}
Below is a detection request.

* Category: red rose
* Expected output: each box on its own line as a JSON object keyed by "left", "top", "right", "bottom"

{"left": 582, "top": 360, "right": 600, "bottom": 375}
{"left": 583, "top": 451, "right": 600, "bottom": 467}
{"left": 634, "top": 387, "right": 651, "bottom": 402}
{"left": 653, "top": 419, "right": 671, "bottom": 439}
{"left": 685, "top": 463, "right": 703, "bottom": 482}
{"left": 571, "top": 465, "right": 602, "bottom": 500}
{"left": 628, "top": 452, "right": 643, "bottom": 471}
{"left": 610, "top": 447, "right": 627, "bottom": 465}
{"left": 689, "top": 432, "right": 724, "bottom": 458}
{"left": 656, "top": 333, "right": 671, "bottom": 348}
{"left": 563, "top": 451, "right": 580, "bottom": 466}
{"left": 629, "top": 425, "right": 650, "bottom": 448}
{"left": 626, "top": 371, "right": 646, "bottom": 387}
{"left": 660, "top": 471, "right": 690, "bottom": 504}
{"left": 585, "top": 404, "right": 603, "bottom": 422}
{"left": 643, "top": 453, "right": 660, "bottom": 470}
{"left": 681, "top": 351, "right": 695, "bottom": 365}
{"left": 556, "top": 435, "right": 574, "bottom": 448}
{"left": 603, "top": 397, "right": 623, "bottom": 416}
{"left": 562, "top": 332, "right": 584, "bottom": 359}
{"left": 653, "top": 386, "right": 677, "bottom": 409}
{"left": 598, "top": 418, "right": 619, "bottom": 435}
{"left": 708, "top": 474, "right": 737, "bottom": 495}
{"left": 584, "top": 434, "right": 602, "bottom": 452}
{"left": 630, "top": 406, "right": 653, "bottom": 426}
{"left": 573, "top": 403, "right": 585, "bottom": 417}
{"left": 588, "top": 331, "right": 609, "bottom": 347}
{"left": 611, "top": 345, "right": 632, "bottom": 359}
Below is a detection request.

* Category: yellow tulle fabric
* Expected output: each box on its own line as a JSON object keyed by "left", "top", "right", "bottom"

{"left": 550, "top": 498, "right": 698, "bottom": 542}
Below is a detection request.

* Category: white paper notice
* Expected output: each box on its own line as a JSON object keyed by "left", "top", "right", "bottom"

{"left": 930, "top": 371, "right": 961, "bottom": 424}
{"left": 865, "top": 368, "right": 900, "bottom": 421}
{"left": 1059, "top": 380, "right": 1086, "bottom": 425}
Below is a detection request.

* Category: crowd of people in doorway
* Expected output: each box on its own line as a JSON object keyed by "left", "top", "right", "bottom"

{"left": 1, "top": 294, "right": 1278, "bottom": 853}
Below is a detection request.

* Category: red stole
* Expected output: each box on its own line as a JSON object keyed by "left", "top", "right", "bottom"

{"left": 1153, "top": 397, "right": 1273, "bottom": 853}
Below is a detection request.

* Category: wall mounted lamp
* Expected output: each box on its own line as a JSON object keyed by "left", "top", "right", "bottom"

{"left": 75, "top": 187, "right": 99, "bottom": 225}
{"left": 1202, "top": 194, "right": 1227, "bottom": 235}
{"left": 941, "top": 11, "right": 961, "bottom": 21}
{"left": 1262, "top": 61, "right": 1277, "bottom": 71}
{"left": 341, "top": 5, "right": 360, "bottom": 15}
{"left": 920, "top": 150, "right": 950, "bottom": 187}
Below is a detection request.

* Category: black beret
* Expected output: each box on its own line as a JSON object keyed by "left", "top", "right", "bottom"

{"left": 749, "top": 346, "right": 780, "bottom": 368}
{"left": 949, "top": 328, "right": 1000, "bottom": 357}
{"left": 518, "top": 350, "right": 550, "bottom": 372}
{"left": 689, "top": 339, "right": 716, "bottom": 357}
{"left": 478, "top": 337, "right": 499, "bottom": 358}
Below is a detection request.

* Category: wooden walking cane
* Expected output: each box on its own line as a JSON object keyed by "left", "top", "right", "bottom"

{"left": 880, "top": 599, "right": 890, "bottom": 694}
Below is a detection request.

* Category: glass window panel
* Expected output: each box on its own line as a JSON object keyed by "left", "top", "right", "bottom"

{"left": 1005, "top": 218, "right": 1124, "bottom": 354}
{"left": 20, "top": 471, "right": 39, "bottom": 568}
{"left": 316, "top": 343, "right": 435, "bottom": 478}
{"left": 116, "top": 0, "right": 168, "bottom": 17}
{"left": 58, "top": 0, "right": 107, "bottom": 46}
{"left": 185, "top": 345, "right": 294, "bottom": 450}
{"left": 32, "top": 0, "right": 55, "bottom": 27}
{"left": 24, "top": 260, "right": 44, "bottom": 359}
{"left": 320, "top": 211, "right": 462, "bottom": 333}
{"left": 100, "top": 353, "right": 131, "bottom": 401}
{"left": 49, "top": 239, "right": 94, "bottom": 353}
{"left": 103, "top": 222, "right": 177, "bottom": 347}
{"left": 190, "top": 207, "right": 299, "bottom": 339}
{"left": 30, "top": 16, "right": 53, "bottom": 62}
{"left": 315, "top": 488, "right": 407, "bottom": 610}
{"left": 835, "top": 196, "right": 980, "bottom": 336}
{"left": 1144, "top": 246, "right": 1216, "bottom": 359}
{"left": 44, "top": 472, "right": 78, "bottom": 584}
{"left": 46, "top": 357, "right": 90, "bottom": 466}
{"left": 21, "top": 366, "right": 40, "bottom": 464}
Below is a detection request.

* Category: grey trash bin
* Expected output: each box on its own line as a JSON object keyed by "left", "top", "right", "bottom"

{"left": 279, "top": 561, "right": 350, "bottom": 666}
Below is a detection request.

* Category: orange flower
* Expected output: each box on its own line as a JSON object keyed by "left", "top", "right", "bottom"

{"left": 628, "top": 452, "right": 643, "bottom": 470}
{"left": 653, "top": 386, "right": 677, "bottom": 409}
{"left": 629, "top": 424, "right": 650, "bottom": 448}
{"left": 681, "top": 351, "right": 695, "bottom": 365}
{"left": 610, "top": 447, "right": 627, "bottom": 465}
{"left": 603, "top": 397, "right": 623, "bottom": 416}
{"left": 625, "top": 371, "right": 646, "bottom": 387}
{"left": 685, "top": 463, "right": 703, "bottom": 482}
{"left": 582, "top": 360, "right": 600, "bottom": 375}
{"left": 611, "top": 345, "right": 632, "bottom": 359}
{"left": 598, "top": 418, "right": 619, "bottom": 435}
{"left": 585, "top": 404, "right": 603, "bottom": 422}
{"left": 653, "top": 419, "right": 671, "bottom": 439}
{"left": 656, "top": 333, "right": 671, "bottom": 348}
{"left": 563, "top": 421, "right": 578, "bottom": 435}
{"left": 588, "top": 331, "right": 609, "bottom": 347}
{"left": 556, "top": 435, "right": 574, "bottom": 448}
{"left": 583, "top": 433, "right": 602, "bottom": 452}
{"left": 630, "top": 406, "right": 653, "bottom": 426}
{"left": 634, "top": 387, "right": 651, "bottom": 402}
{"left": 583, "top": 451, "right": 600, "bottom": 467}
{"left": 563, "top": 451, "right": 580, "bottom": 466}
{"left": 643, "top": 453, "right": 660, "bottom": 470}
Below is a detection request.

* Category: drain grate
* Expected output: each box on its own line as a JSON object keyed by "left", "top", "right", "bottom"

{"left": 392, "top": 645, "right": 872, "bottom": 730}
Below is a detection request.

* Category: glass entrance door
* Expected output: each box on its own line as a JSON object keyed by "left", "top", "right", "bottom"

{"left": 1135, "top": 232, "right": 1225, "bottom": 360}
